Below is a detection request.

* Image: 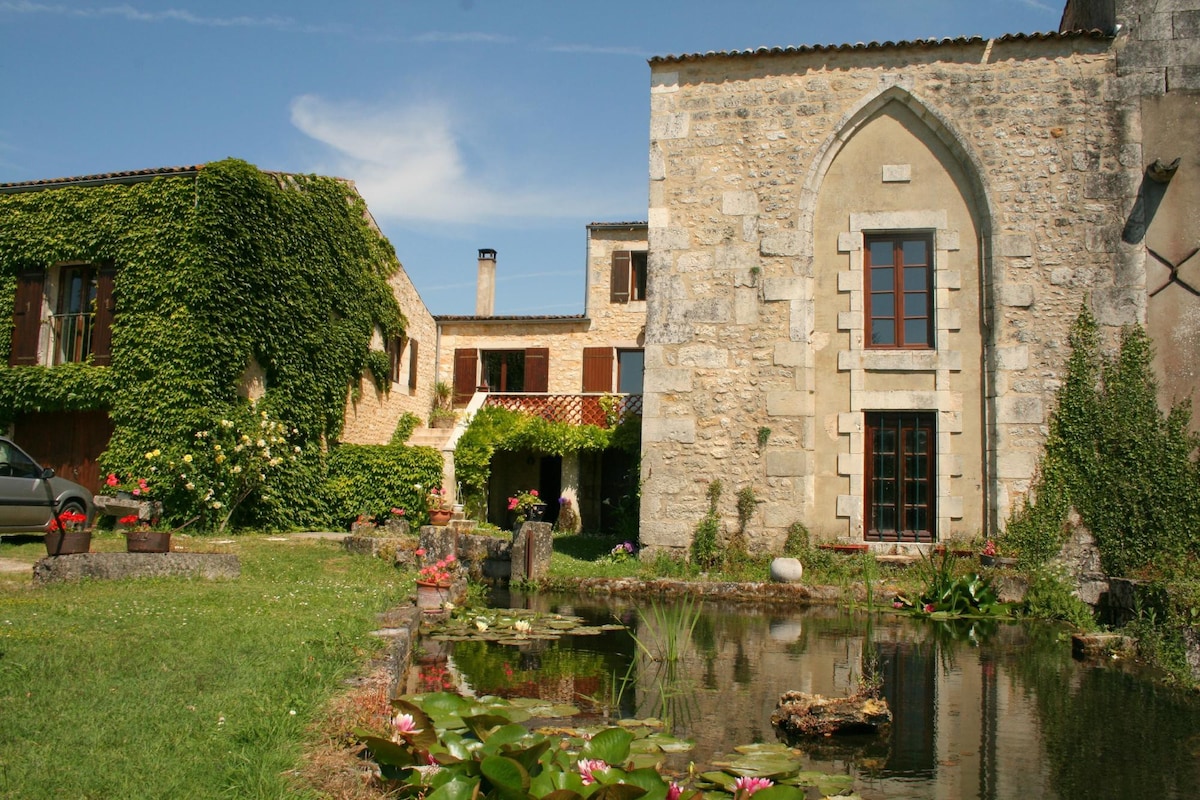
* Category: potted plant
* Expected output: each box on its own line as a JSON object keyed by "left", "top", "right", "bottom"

{"left": 507, "top": 488, "right": 546, "bottom": 528}
{"left": 425, "top": 486, "right": 452, "bottom": 526}
{"left": 429, "top": 382, "right": 456, "bottom": 428}
{"left": 119, "top": 514, "right": 171, "bottom": 553}
{"left": 44, "top": 508, "right": 92, "bottom": 556}
{"left": 414, "top": 549, "right": 458, "bottom": 611}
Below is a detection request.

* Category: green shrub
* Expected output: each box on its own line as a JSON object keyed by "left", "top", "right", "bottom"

{"left": 324, "top": 443, "right": 443, "bottom": 529}
{"left": 1022, "top": 566, "right": 1097, "bottom": 630}
{"left": 691, "top": 480, "right": 723, "bottom": 570}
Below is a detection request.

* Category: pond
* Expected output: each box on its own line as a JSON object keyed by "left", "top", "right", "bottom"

{"left": 410, "top": 590, "right": 1200, "bottom": 800}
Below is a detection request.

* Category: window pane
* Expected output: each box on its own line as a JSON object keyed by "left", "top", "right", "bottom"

{"left": 870, "top": 267, "right": 894, "bottom": 292}
{"left": 871, "top": 320, "right": 895, "bottom": 345}
{"left": 903, "top": 266, "right": 927, "bottom": 291}
{"left": 617, "top": 350, "right": 644, "bottom": 394}
{"left": 869, "top": 241, "right": 894, "bottom": 266}
{"left": 903, "top": 292, "right": 927, "bottom": 318}
{"left": 876, "top": 428, "right": 895, "bottom": 455}
{"left": 904, "top": 319, "right": 929, "bottom": 346}
{"left": 871, "top": 293, "right": 895, "bottom": 318}
{"left": 902, "top": 240, "right": 928, "bottom": 265}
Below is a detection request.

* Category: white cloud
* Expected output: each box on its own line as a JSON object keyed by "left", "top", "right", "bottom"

{"left": 289, "top": 94, "right": 595, "bottom": 225}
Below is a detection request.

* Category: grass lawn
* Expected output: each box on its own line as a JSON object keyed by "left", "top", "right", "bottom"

{"left": 0, "top": 534, "right": 412, "bottom": 799}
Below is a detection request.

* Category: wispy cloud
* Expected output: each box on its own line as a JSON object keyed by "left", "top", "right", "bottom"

{"left": 289, "top": 94, "right": 594, "bottom": 225}
{"left": 0, "top": 1, "right": 312, "bottom": 31}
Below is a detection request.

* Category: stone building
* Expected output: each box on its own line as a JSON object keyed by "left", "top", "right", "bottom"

{"left": 638, "top": 0, "right": 1200, "bottom": 553}
{"left": 427, "top": 224, "right": 648, "bottom": 529}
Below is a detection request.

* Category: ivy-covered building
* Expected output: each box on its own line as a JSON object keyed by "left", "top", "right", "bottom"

{"left": 0, "top": 158, "right": 438, "bottom": 529}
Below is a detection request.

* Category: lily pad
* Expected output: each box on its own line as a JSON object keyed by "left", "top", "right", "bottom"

{"left": 733, "top": 744, "right": 796, "bottom": 756}
{"left": 721, "top": 753, "right": 802, "bottom": 778}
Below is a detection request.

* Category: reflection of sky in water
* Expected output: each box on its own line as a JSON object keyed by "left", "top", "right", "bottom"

{"left": 422, "top": 592, "right": 1200, "bottom": 800}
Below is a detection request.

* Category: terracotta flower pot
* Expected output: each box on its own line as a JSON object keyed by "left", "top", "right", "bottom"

{"left": 428, "top": 508, "right": 452, "bottom": 526}
{"left": 416, "top": 581, "right": 452, "bottom": 611}
{"left": 526, "top": 503, "right": 547, "bottom": 522}
{"left": 44, "top": 530, "right": 92, "bottom": 556}
{"left": 125, "top": 530, "right": 171, "bottom": 553}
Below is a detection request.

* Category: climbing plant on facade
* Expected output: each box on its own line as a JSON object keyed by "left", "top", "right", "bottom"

{"left": 0, "top": 159, "right": 408, "bottom": 529}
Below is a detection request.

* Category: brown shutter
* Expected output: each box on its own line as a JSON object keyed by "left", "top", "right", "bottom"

{"left": 582, "top": 347, "right": 614, "bottom": 393}
{"left": 524, "top": 348, "right": 549, "bottom": 393}
{"left": 610, "top": 251, "right": 630, "bottom": 303}
{"left": 9, "top": 269, "right": 45, "bottom": 366}
{"left": 90, "top": 265, "right": 117, "bottom": 366}
{"left": 408, "top": 339, "right": 419, "bottom": 393}
{"left": 453, "top": 348, "right": 478, "bottom": 406}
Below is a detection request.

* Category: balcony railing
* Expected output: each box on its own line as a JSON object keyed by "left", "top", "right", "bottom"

{"left": 483, "top": 393, "right": 643, "bottom": 428}
{"left": 50, "top": 312, "right": 94, "bottom": 365}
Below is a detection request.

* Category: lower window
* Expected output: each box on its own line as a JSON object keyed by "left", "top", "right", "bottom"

{"left": 865, "top": 411, "right": 935, "bottom": 543}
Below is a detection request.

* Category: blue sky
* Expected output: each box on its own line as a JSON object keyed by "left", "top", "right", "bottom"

{"left": 0, "top": 1, "right": 1061, "bottom": 316}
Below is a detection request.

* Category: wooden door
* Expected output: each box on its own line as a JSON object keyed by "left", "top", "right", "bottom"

{"left": 12, "top": 410, "right": 114, "bottom": 493}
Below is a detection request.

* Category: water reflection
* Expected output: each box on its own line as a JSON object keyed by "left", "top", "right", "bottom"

{"left": 412, "top": 591, "right": 1200, "bottom": 799}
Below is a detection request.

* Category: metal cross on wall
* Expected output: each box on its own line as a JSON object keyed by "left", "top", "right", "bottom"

{"left": 1147, "top": 245, "right": 1200, "bottom": 298}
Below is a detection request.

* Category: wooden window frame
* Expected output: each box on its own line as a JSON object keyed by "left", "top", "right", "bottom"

{"left": 865, "top": 411, "right": 936, "bottom": 543}
{"left": 864, "top": 233, "right": 933, "bottom": 350}
{"left": 610, "top": 250, "right": 648, "bottom": 304}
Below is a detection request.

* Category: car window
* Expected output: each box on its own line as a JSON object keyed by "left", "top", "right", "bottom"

{"left": 8, "top": 447, "right": 41, "bottom": 479}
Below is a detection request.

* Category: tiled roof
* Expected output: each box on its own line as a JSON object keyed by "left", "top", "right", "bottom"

{"left": 648, "top": 29, "right": 1112, "bottom": 65}
{"left": 0, "top": 164, "right": 206, "bottom": 193}
{"left": 435, "top": 314, "right": 588, "bottom": 323}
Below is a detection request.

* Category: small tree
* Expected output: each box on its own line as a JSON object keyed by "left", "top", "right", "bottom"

{"left": 691, "top": 479, "right": 723, "bottom": 570}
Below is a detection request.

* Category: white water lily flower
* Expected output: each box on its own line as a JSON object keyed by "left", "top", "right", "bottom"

{"left": 513, "top": 619, "right": 531, "bottom": 634}
{"left": 475, "top": 619, "right": 489, "bottom": 631}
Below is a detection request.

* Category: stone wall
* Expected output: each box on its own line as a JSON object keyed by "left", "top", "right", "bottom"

{"left": 640, "top": 34, "right": 1139, "bottom": 552}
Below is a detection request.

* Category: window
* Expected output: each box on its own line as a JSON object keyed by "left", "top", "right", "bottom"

{"left": 610, "top": 251, "right": 648, "bottom": 303}
{"left": 8, "top": 263, "right": 115, "bottom": 367}
{"left": 865, "top": 234, "right": 932, "bottom": 348}
{"left": 617, "top": 349, "right": 644, "bottom": 394}
{"left": 865, "top": 412, "right": 935, "bottom": 543}
{"left": 387, "top": 336, "right": 419, "bottom": 394}
{"left": 481, "top": 350, "right": 525, "bottom": 392}
{"left": 453, "top": 347, "right": 548, "bottom": 405}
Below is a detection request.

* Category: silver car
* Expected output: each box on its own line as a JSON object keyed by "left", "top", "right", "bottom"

{"left": 0, "top": 436, "right": 95, "bottom": 533}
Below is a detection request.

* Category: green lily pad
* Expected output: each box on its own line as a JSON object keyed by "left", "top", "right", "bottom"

{"left": 723, "top": 753, "right": 802, "bottom": 778}
{"left": 733, "top": 744, "right": 795, "bottom": 756}
{"left": 643, "top": 733, "right": 694, "bottom": 753}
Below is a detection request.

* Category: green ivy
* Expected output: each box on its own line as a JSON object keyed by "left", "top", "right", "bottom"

{"left": 453, "top": 405, "right": 640, "bottom": 508}
{"left": 1004, "top": 307, "right": 1200, "bottom": 576}
{"left": 325, "top": 443, "right": 444, "bottom": 528}
{"left": 0, "top": 159, "right": 410, "bottom": 530}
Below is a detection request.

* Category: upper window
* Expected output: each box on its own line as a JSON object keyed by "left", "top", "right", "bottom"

{"left": 9, "top": 264, "right": 116, "bottom": 367}
{"left": 865, "top": 234, "right": 932, "bottom": 349}
{"left": 610, "top": 251, "right": 648, "bottom": 303}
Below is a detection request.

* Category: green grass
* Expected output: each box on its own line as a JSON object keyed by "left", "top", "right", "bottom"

{"left": 0, "top": 534, "right": 412, "bottom": 799}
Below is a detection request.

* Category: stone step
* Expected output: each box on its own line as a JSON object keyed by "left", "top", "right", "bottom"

{"left": 407, "top": 428, "right": 450, "bottom": 448}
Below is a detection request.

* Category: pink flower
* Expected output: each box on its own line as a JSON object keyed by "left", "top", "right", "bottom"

{"left": 106, "top": 473, "right": 119, "bottom": 487}
{"left": 530, "top": 489, "right": 538, "bottom": 497}
{"left": 924, "top": 603, "right": 935, "bottom": 613}
{"left": 507, "top": 497, "right": 519, "bottom": 511}
{"left": 577, "top": 759, "right": 608, "bottom": 785}
{"left": 445, "top": 553, "right": 456, "bottom": 563}
{"left": 667, "top": 782, "right": 683, "bottom": 800}
{"left": 392, "top": 712, "right": 422, "bottom": 736}
{"left": 415, "top": 548, "right": 426, "bottom": 557}
{"left": 733, "top": 777, "right": 773, "bottom": 796}
{"left": 893, "top": 600, "right": 904, "bottom": 609}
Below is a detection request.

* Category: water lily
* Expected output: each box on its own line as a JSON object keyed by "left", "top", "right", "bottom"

{"left": 513, "top": 619, "right": 531, "bottom": 634}
{"left": 733, "top": 776, "right": 773, "bottom": 796}
{"left": 577, "top": 758, "right": 608, "bottom": 785}
{"left": 475, "top": 619, "right": 489, "bottom": 632}
{"left": 667, "top": 782, "right": 683, "bottom": 800}
{"left": 392, "top": 712, "right": 422, "bottom": 736}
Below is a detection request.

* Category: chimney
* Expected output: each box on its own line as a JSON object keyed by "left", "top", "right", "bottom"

{"left": 476, "top": 248, "right": 497, "bottom": 316}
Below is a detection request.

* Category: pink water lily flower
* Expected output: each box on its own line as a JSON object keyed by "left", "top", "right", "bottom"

{"left": 733, "top": 776, "right": 773, "bottom": 796}
{"left": 577, "top": 758, "right": 608, "bottom": 785}
{"left": 391, "top": 712, "right": 422, "bottom": 737}
{"left": 666, "top": 782, "right": 683, "bottom": 800}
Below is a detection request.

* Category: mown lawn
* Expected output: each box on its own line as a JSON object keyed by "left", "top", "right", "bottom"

{"left": 0, "top": 534, "right": 412, "bottom": 799}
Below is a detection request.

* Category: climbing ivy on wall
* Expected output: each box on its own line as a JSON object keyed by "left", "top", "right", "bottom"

{"left": 0, "top": 159, "right": 408, "bottom": 529}
{"left": 453, "top": 405, "right": 641, "bottom": 507}
{"left": 1004, "top": 306, "right": 1200, "bottom": 575}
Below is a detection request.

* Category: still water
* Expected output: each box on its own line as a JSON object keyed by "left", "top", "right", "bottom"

{"left": 411, "top": 591, "right": 1200, "bottom": 800}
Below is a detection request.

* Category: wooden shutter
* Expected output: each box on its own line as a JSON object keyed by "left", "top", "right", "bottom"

{"left": 610, "top": 251, "right": 630, "bottom": 303}
{"left": 452, "top": 348, "right": 478, "bottom": 406}
{"left": 582, "top": 347, "right": 614, "bottom": 393}
{"left": 90, "top": 266, "right": 117, "bottom": 366}
{"left": 524, "top": 347, "right": 549, "bottom": 393}
{"left": 9, "top": 269, "right": 45, "bottom": 366}
{"left": 407, "top": 339, "right": 419, "bottom": 393}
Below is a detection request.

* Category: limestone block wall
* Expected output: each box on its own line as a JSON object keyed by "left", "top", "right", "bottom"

{"left": 341, "top": 260, "right": 439, "bottom": 444}
{"left": 640, "top": 35, "right": 1140, "bottom": 552}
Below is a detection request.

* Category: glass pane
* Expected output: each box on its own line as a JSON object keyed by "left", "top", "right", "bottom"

{"left": 875, "top": 452, "right": 894, "bottom": 480}
{"left": 911, "top": 480, "right": 927, "bottom": 505}
{"left": 617, "top": 350, "right": 644, "bottom": 394}
{"left": 904, "top": 266, "right": 927, "bottom": 291}
{"left": 878, "top": 479, "right": 896, "bottom": 504}
{"left": 910, "top": 429, "right": 927, "bottom": 451}
{"left": 872, "top": 293, "right": 895, "bottom": 318}
{"left": 904, "top": 319, "right": 929, "bottom": 346}
{"left": 877, "top": 505, "right": 896, "bottom": 533}
{"left": 904, "top": 292, "right": 927, "bottom": 318}
{"left": 877, "top": 429, "right": 896, "bottom": 455}
{"left": 906, "top": 506, "right": 928, "bottom": 534}
{"left": 870, "top": 267, "right": 894, "bottom": 292}
{"left": 869, "top": 241, "right": 894, "bottom": 266}
{"left": 902, "top": 239, "right": 928, "bottom": 265}
{"left": 871, "top": 320, "right": 895, "bottom": 346}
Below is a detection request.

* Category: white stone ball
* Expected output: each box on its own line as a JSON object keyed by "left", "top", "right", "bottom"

{"left": 770, "top": 557, "right": 804, "bottom": 583}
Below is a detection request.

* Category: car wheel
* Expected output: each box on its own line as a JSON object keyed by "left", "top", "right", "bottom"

{"left": 58, "top": 499, "right": 86, "bottom": 517}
